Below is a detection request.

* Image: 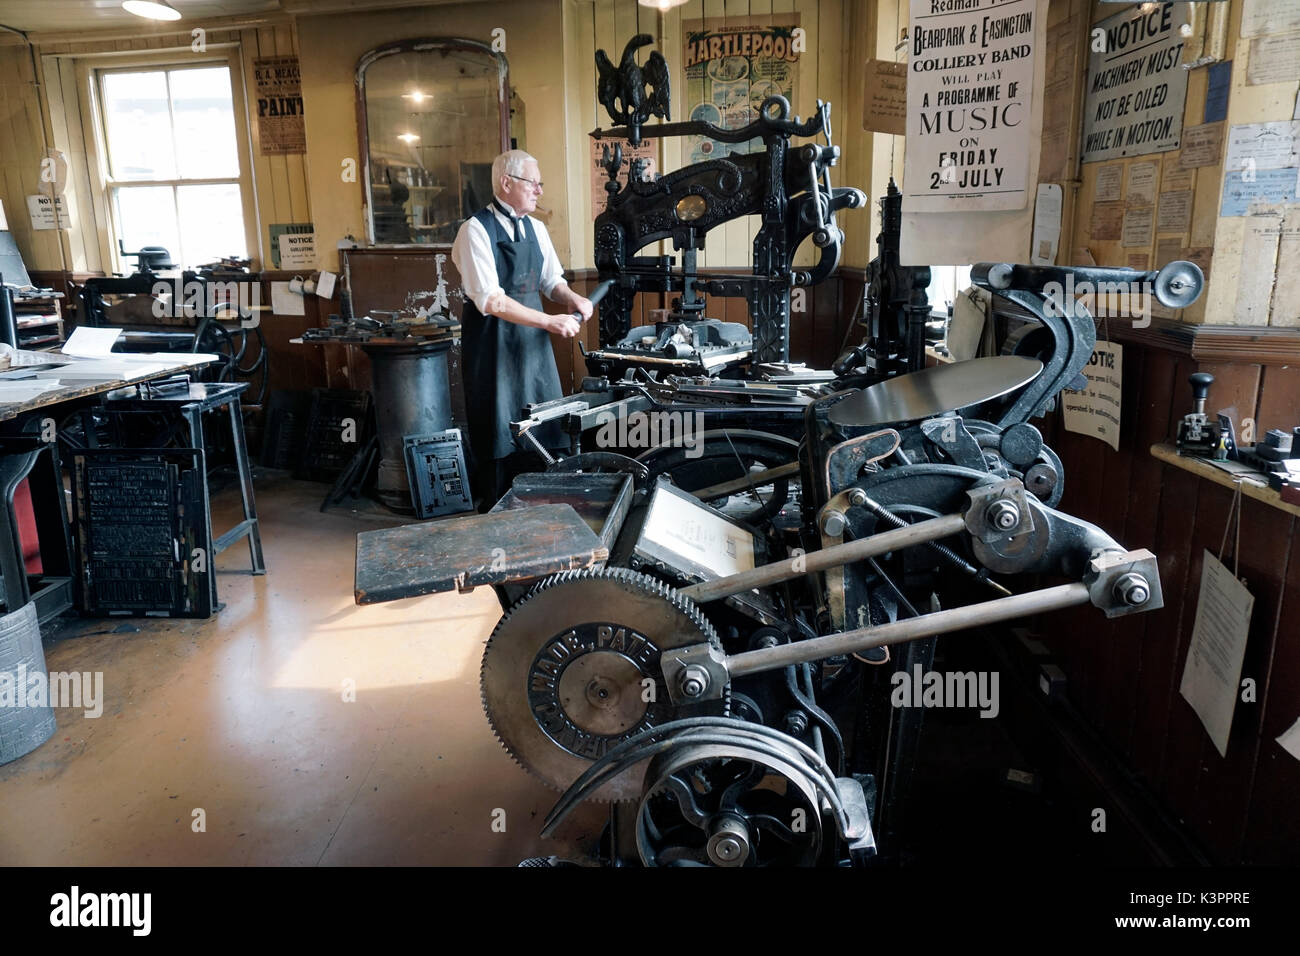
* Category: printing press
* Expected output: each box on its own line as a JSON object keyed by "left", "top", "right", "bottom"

{"left": 354, "top": 35, "right": 1205, "bottom": 867}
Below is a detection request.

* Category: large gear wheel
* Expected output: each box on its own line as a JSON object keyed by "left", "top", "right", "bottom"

{"left": 480, "top": 567, "right": 728, "bottom": 801}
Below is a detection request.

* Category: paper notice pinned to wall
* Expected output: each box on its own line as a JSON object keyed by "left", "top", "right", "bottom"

{"left": 863, "top": 59, "right": 907, "bottom": 135}
{"left": 1162, "top": 151, "right": 1194, "bottom": 191}
{"left": 1062, "top": 341, "right": 1122, "bottom": 452}
{"left": 1277, "top": 715, "right": 1300, "bottom": 763}
{"left": 278, "top": 230, "right": 316, "bottom": 270}
{"left": 1095, "top": 165, "right": 1123, "bottom": 202}
{"left": 1122, "top": 206, "right": 1154, "bottom": 247}
{"left": 1127, "top": 162, "right": 1157, "bottom": 205}
{"left": 27, "top": 194, "right": 69, "bottom": 230}
{"left": 1031, "top": 184, "right": 1062, "bottom": 264}
{"left": 1157, "top": 190, "right": 1193, "bottom": 233}
{"left": 1247, "top": 34, "right": 1300, "bottom": 86}
{"left": 1180, "top": 550, "right": 1254, "bottom": 758}
{"left": 1180, "top": 123, "right": 1224, "bottom": 168}
{"left": 1090, "top": 202, "right": 1124, "bottom": 240}
{"left": 1242, "top": 0, "right": 1300, "bottom": 37}
{"left": 1224, "top": 121, "right": 1300, "bottom": 174}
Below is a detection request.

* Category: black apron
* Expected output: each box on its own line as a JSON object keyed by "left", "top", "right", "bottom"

{"left": 460, "top": 207, "right": 565, "bottom": 461}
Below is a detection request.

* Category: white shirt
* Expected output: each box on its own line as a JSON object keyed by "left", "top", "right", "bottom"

{"left": 450, "top": 197, "right": 565, "bottom": 314}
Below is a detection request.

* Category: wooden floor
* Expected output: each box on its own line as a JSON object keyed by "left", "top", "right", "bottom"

{"left": 0, "top": 473, "right": 604, "bottom": 866}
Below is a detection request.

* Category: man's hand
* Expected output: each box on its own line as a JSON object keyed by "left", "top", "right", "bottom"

{"left": 548, "top": 313, "right": 583, "bottom": 338}
{"left": 571, "top": 295, "right": 594, "bottom": 322}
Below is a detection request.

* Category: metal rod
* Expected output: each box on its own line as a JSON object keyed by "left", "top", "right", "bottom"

{"left": 727, "top": 583, "right": 1092, "bottom": 678}
{"left": 692, "top": 461, "right": 800, "bottom": 500}
{"left": 679, "top": 512, "right": 968, "bottom": 603}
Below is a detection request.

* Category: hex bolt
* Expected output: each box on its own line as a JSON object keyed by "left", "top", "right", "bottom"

{"left": 985, "top": 499, "right": 1021, "bottom": 532}
{"left": 821, "top": 510, "right": 847, "bottom": 536}
{"left": 784, "top": 710, "right": 808, "bottom": 735}
{"left": 680, "top": 664, "right": 711, "bottom": 698}
{"left": 1113, "top": 572, "right": 1150, "bottom": 607}
{"left": 848, "top": 488, "right": 868, "bottom": 507}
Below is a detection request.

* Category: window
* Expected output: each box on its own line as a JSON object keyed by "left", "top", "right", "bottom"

{"left": 925, "top": 264, "right": 973, "bottom": 314}
{"left": 96, "top": 64, "right": 248, "bottom": 269}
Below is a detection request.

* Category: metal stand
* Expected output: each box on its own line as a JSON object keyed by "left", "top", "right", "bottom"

{"left": 105, "top": 381, "right": 266, "bottom": 609}
{"left": 361, "top": 340, "right": 454, "bottom": 513}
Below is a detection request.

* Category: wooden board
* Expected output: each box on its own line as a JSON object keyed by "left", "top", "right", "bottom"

{"left": 354, "top": 503, "right": 608, "bottom": 604}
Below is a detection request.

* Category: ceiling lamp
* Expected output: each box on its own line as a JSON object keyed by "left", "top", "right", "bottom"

{"left": 122, "top": 1, "right": 182, "bottom": 20}
{"left": 638, "top": 0, "right": 690, "bottom": 11}
{"left": 403, "top": 91, "right": 429, "bottom": 104}
{"left": 397, "top": 132, "right": 420, "bottom": 144}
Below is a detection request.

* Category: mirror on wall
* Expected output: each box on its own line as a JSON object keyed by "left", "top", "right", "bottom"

{"left": 357, "top": 39, "right": 509, "bottom": 245}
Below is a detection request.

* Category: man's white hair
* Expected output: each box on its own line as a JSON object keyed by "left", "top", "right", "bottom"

{"left": 492, "top": 149, "right": 537, "bottom": 196}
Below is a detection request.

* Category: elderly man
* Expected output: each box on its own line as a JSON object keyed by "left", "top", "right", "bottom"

{"left": 451, "top": 149, "right": 592, "bottom": 509}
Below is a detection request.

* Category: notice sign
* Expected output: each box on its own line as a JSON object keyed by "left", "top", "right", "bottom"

{"left": 863, "top": 59, "right": 907, "bottom": 135}
{"left": 1062, "top": 340, "right": 1122, "bottom": 452}
{"left": 254, "top": 55, "right": 305, "bottom": 155}
{"left": 1081, "top": 2, "right": 1190, "bottom": 163}
{"left": 27, "top": 194, "right": 69, "bottom": 230}
{"left": 903, "top": 0, "right": 1037, "bottom": 212}
{"left": 278, "top": 230, "right": 316, "bottom": 269}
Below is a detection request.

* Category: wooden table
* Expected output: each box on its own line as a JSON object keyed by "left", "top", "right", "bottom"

{"left": 1150, "top": 442, "right": 1300, "bottom": 520}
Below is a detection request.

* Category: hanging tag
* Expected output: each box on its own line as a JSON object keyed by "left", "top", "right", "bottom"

{"left": 1179, "top": 549, "right": 1254, "bottom": 757}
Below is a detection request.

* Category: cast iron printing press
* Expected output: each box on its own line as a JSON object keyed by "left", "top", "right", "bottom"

{"left": 354, "top": 36, "right": 1205, "bottom": 867}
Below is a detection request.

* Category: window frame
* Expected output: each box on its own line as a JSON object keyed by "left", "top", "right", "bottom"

{"left": 77, "top": 47, "right": 258, "bottom": 275}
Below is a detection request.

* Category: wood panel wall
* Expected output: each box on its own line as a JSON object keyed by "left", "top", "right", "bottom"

{"left": 1033, "top": 330, "right": 1300, "bottom": 864}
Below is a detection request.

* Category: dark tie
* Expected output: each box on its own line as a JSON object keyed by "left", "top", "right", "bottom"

{"left": 493, "top": 200, "right": 521, "bottom": 241}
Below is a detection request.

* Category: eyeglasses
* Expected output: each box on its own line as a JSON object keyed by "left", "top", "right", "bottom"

{"left": 507, "top": 174, "right": 544, "bottom": 191}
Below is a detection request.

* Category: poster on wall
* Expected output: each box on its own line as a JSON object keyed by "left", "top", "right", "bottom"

{"left": 589, "top": 137, "right": 657, "bottom": 220}
{"left": 268, "top": 222, "right": 313, "bottom": 269}
{"left": 902, "top": 0, "right": 1038, "bottom": 213}
{"left": 682, "top": 16, "right": 800, "bottom": 165}
{"left": 1080, "top": 2, "right": 1190, "bottom": 164}
{"left": 254, "top": 55, "right": 306, "bottom": 155}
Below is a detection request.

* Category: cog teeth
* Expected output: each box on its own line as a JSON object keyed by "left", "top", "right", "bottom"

{"left": 478, "top": 567, "right": 728, "bottom": 801}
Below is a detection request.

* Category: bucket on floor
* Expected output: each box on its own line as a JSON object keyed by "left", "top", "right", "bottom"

{"left": 0, "top": 601, "right": 56, "bottom": 765}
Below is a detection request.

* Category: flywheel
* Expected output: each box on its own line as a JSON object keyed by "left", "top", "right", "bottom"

{"left": 480, "top": 567, "right": 728, "bottom": 801}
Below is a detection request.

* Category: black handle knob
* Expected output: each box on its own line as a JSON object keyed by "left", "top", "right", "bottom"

{"left": 1189, "top": 372, "right": 1214, "bottom": 401}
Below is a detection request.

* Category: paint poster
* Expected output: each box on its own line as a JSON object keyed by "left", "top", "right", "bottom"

{"left": 1081, "top": 2, "right": 1190, "bottom": 163}
{"left": 590, "top": 136, "right": 657, "bottom": 220}
{"left": 903, "top": 0, "right": 1037, "bottom": 212}
{"left": 254, "top": 55, "right": 306, "bottom": 155}
{"left": 682, "top": 17, "right": 800, "bottom": 164}
{"left": 1062, "top": 340, "right": 1122, "bottom": 452}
